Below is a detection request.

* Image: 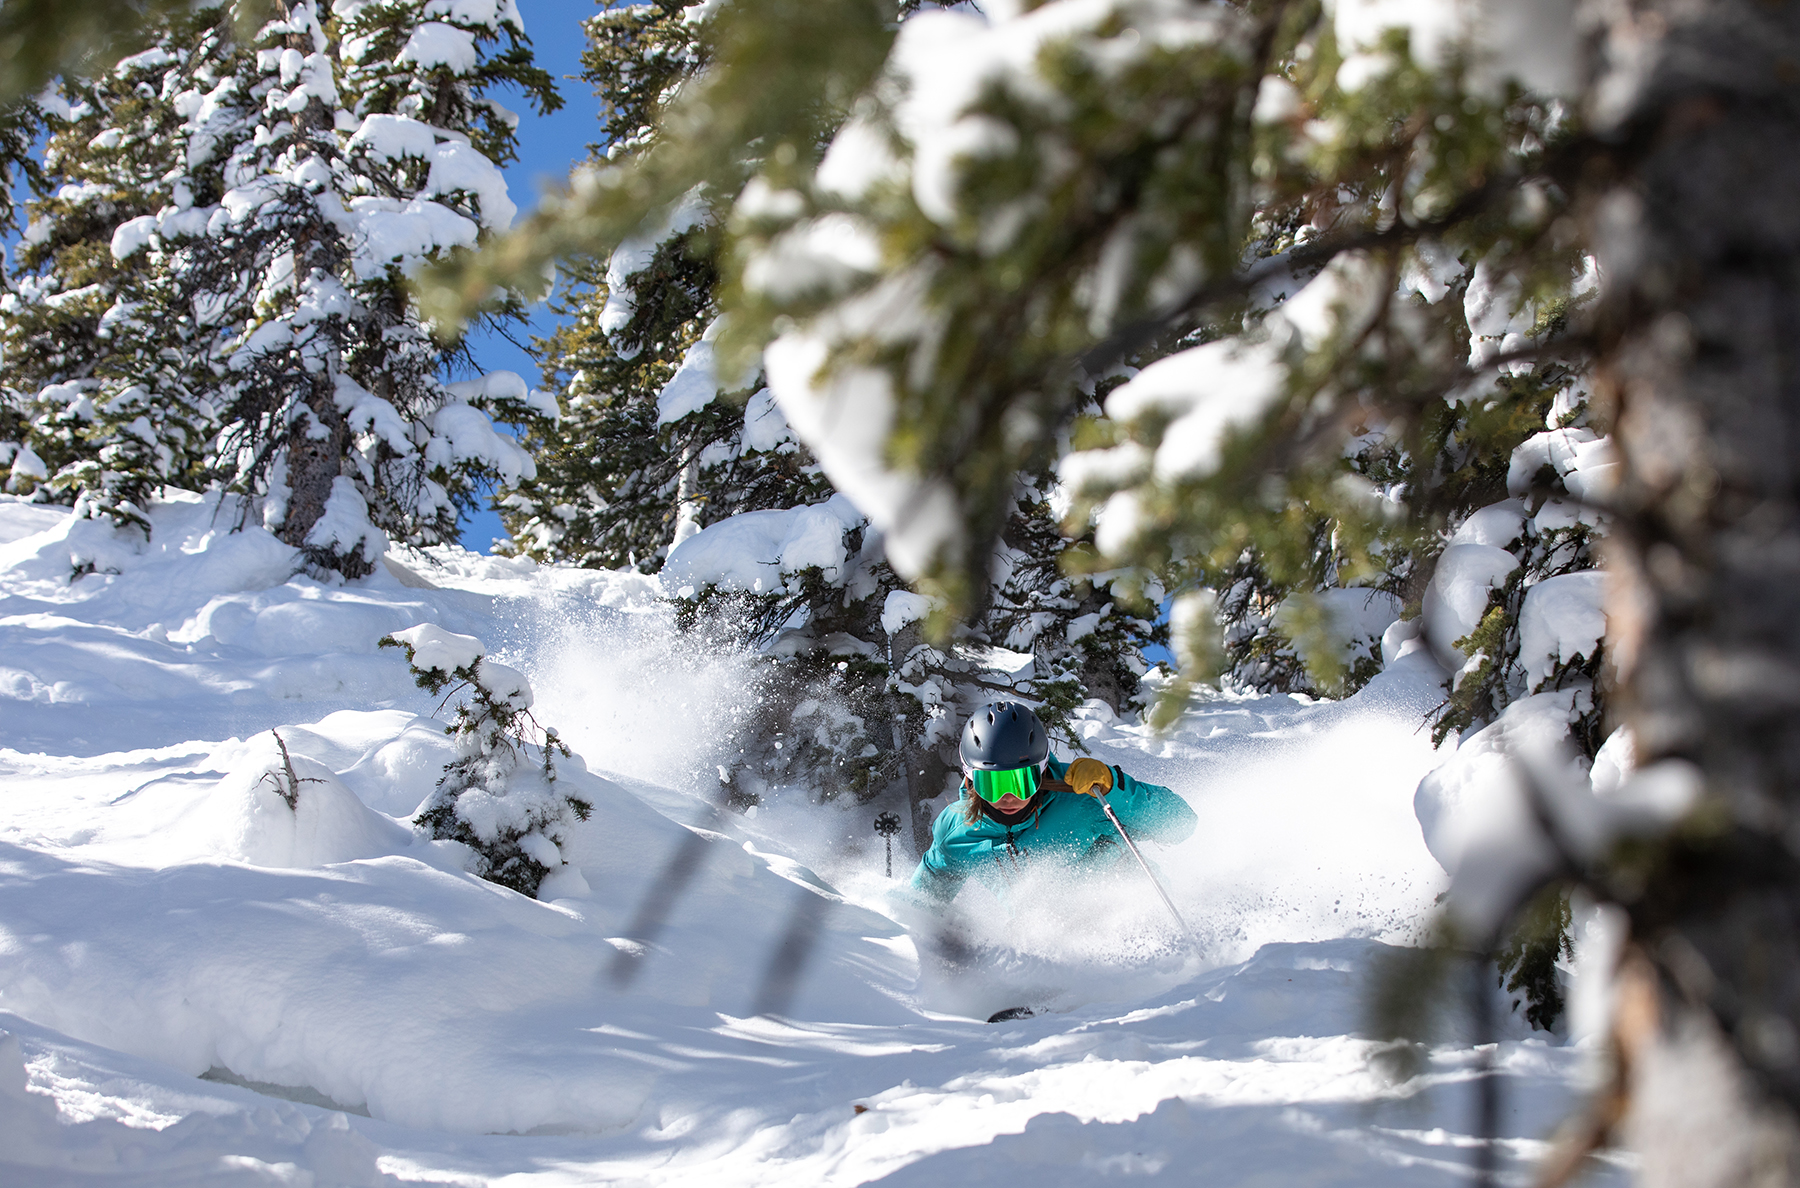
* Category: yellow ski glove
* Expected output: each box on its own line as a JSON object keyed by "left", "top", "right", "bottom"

{"left": 1066, "top": 756, "right": 1114, "bottom": 798}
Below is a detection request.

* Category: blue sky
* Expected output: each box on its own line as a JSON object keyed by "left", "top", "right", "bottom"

{"left": 456, "top": 0, "right": 606, "bottom": 552}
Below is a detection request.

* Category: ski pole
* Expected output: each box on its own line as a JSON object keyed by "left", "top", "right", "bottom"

{"left": 1066, "top": 758, "right": 1199, "bottom": 950}
{"left": 873, "top": 811, "right": 902, "bottom": 877}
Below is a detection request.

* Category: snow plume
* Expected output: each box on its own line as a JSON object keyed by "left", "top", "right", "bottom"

{"left": 886, "top": 658, "right": 1453, "bottom": 1019}
{"left": 522, "top": 603, "right": 1455, "bottom": 1024}
{"left": 522, "top": 597, "right": 773, "bottom": 800}
{"left": 903, "top": 862, "right": 1203, "bottom": 1020}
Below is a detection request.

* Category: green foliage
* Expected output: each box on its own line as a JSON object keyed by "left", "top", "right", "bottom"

{"left": 1495, "top": 885, "right": 1574, "bottom": 1032}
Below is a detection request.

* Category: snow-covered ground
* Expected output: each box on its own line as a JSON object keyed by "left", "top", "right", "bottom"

{"left": 0, "top": 494, "right": 1628, "bottom": 1185}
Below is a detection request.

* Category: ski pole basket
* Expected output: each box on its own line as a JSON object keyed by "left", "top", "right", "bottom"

{"left": 873, "top": 811, "right": 902, "bottom": 877}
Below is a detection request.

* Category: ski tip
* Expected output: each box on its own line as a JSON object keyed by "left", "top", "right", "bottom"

{"left": 986, "top": 1006, "right": 1035, "bottom": 1023}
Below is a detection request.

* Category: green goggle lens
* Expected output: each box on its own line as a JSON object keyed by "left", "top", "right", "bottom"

{"left": 970, "top": 765, "right": 1039, "bottom": 804}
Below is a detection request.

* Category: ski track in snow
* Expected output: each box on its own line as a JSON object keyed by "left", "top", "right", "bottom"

{"left": 0, "top": 494, "right": 1631, "bottom": 1186}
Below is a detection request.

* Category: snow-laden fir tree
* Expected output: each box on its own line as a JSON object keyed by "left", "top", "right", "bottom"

{"left": 381, "top": 622, "right": 590, "bottom": 898}
{"left": 1, "top": 0, "right": 556, "bottom": 577}
{"left": 0, "top": 21, "right": 209, "bottom": 512}
{"left": 499, "top": 0, "right": 816, "bottom": 571}
{"left": 502, "top": 0, "right": 1162, "bottom": 843}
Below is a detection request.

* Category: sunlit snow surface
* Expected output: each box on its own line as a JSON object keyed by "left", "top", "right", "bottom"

{"left": 0, "top": 494, "right": 1630, "bottom": 1185}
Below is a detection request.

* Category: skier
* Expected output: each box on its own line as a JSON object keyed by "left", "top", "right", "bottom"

{"left": 909, "top": 700, "right": 1197, "bottom": 905}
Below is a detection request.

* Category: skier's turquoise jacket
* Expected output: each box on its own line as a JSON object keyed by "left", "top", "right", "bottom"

{"left": 910, "top": 755, "right": 1196, "bottom": 904}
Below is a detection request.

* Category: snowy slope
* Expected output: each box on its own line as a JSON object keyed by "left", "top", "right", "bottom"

{"left": 0, "top": 495, "right": 1628, "bottom": 1185}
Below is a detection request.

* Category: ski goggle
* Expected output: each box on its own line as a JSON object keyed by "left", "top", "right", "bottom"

{"left": 969, "top": 764, "right": 1040, "bottom": 804}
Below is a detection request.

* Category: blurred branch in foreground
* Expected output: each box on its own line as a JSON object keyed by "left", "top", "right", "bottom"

{"left": 0, "top": 0, "right": 274, "bottom": 104}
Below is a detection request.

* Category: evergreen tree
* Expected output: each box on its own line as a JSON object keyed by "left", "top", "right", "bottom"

{"left": 498, "top": 0, "right": 809, "bottom": 571}
{"left": 0, "top": 19, "right": 213, "bottom": 514}
{"left": 2, "top": 1, "right": 557, "bottom": 578}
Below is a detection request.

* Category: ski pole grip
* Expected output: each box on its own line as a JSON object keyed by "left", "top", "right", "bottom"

{"left": 1066, "top": 757, "right": 1113, "bottom": 798}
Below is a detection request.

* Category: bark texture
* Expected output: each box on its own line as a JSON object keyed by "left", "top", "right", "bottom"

{"left": 1590, "top": 0, "right": 1800, "bottom": 1178}
{"left": 278, "top": 378, "right": 365, "bottom": 577}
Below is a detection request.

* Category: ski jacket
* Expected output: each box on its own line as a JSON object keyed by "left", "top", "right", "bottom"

{"left": 909, "top": 755, "right": 1196, "bottom": 905}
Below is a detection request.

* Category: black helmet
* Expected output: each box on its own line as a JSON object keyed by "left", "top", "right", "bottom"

{"left": 960, "top": 701, "right": 1049, "bottom": 771}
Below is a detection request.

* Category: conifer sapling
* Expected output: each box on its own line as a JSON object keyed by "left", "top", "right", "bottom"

{"left": 381, "top": 622, "right": 590, "bottom": 898}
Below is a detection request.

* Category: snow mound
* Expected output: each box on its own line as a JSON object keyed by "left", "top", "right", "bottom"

{"left": 0, "top": 497, "right": 69, "bottom": 546}
{"left": 176, "top": 731, "right": 411, "bottom": 867}
{"left": 0, "top": 495, "right": 654, "bottom": 755}
{"left": 1517, "top": 570, "right": 1606, "bottom": 689}
{"left": 0, "top": 490, "right": 299, "bottom": 603}
{"left": 661, "top": 493, "right": 865, "bottom": 595}
{"left": 0, "top": 742, "right": 917, "bottom": 1133}
{"left": 1422, "top": 542, "right": 1518, "bottom": 658}
{"left": 1272, "top": 586, "right": 1401, "bottom": 673}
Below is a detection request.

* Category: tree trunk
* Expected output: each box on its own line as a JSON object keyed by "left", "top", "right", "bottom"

{"left": 669, "top": 436, "right": 704, "bottom": 552}
{"left": 1589, "top": 0, "right": 1800, "bottom": 1177}
{"left": 277, "top": 375, "right": 364, "bottom": 575}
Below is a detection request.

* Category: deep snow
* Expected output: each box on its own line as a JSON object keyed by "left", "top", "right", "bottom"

{"left": 0, "top": 493, "right": 1628, "bottom": 1185}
